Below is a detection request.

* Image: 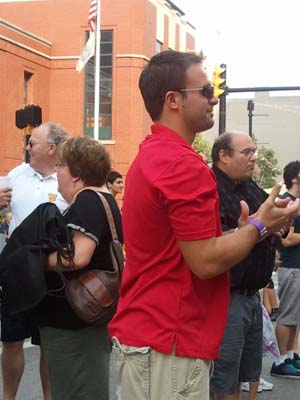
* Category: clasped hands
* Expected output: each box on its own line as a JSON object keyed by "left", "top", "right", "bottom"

{"left": 237, "top": 183, "right": 299, "bottom": 238}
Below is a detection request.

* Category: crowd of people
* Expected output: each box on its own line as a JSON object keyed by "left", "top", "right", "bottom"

{"left": 0, "top": 50, "right": 299, "bottom": 400}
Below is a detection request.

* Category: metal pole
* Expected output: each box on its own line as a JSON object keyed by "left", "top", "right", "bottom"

{"left": 247, "top": 100, "right": 254, "bottom": 137}
{"left": 228, "top": 86, "right": 300, "bottom": 93}
{"left": 23, "top": 125, "right": 33, "bottom": 163}
{"left": 93, "top": 0, "right": 101, "bottom": 140}
{"left": 218, "top": 95, "right": 226, "bottom": 135}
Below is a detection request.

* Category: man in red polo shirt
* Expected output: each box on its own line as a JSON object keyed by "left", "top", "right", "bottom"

{"left": 109, "top": 51, "right": 299, "bottom": 400}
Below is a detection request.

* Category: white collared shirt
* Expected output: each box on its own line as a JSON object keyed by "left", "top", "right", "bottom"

{"left": 8, "top": 163, "right": 68, "bottom": 235}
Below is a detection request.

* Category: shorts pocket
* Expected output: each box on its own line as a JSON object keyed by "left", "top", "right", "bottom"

{"left": 110, "top": 338, "right": 152, "bottom": 400}
{"left": 177, "top": 358, "right": 210, "bottom": 399}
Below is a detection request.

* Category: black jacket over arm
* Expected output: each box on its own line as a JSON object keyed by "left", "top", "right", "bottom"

{"left": 0, "top": 202, "right": 72, "bottom": 315}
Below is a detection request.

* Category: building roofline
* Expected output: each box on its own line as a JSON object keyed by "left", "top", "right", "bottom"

{"left": 0, "top": 18, "right": 52, "bottom": 47}
{"left": 0, "top": 34, "right": 78, "bottom": 61}
{"left": 116, "top": 53, "right": 150, "bottom": 61}
{"left": 164, "top": 1, "right": 185, "bottom": 16}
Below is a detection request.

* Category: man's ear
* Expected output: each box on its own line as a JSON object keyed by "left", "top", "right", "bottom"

{"left": 49, "top": 144, "right": 57, "bottom": 156}
{"left": 219, "top": 149, "right": 231, "bottom": 164}
{"left": 164, "top": 91, "right": 181, "bottom": 110}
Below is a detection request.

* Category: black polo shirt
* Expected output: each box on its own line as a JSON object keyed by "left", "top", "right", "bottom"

{"left": 212, "top": 165, "right": 276, "bottom": 292}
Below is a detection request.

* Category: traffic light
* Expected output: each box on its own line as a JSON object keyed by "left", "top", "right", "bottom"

{"left": 213, "top": 65, "right": 226, "bottom": 98}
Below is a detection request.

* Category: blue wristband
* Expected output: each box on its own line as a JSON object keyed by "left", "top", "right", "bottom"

{"left": 247, "top": 219, "right": 268, "bottom": 240}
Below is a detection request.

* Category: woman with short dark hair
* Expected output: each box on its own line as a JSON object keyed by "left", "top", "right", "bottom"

{"left": 37, "top": 136, "right": 123, "bottom": 400}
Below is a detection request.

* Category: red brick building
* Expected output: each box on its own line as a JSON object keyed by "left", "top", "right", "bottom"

{"left": 0, "top": 0, "right": 195, "bottom": 175}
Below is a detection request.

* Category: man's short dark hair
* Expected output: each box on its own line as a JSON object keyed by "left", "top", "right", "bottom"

{"left": 283, "top": 161, "right": 300, "bottom": 189}
{"left": 106, "top": 170, "right": 123, "bottom": 184}
{"left": 211, "top": 132, "right": 234, "bottom": 164}
{"left": 139, "top": 51, "right": 204, "bottom": 121}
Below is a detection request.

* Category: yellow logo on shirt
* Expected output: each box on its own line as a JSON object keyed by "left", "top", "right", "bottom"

{"left": 48, "top": 193, "right": 57, "bottom": 203}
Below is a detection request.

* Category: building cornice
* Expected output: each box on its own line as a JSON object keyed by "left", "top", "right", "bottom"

{"left": 148, "top": 0, "right": 195, "bottom": 33}
{"left": 0, "top": 34, "right": 79, "bottom": 60}
{"left": 0, "top": 18, "right": 51, "bottom": 47}
{"left": 116, "top": 53, "right": 150, "bottom": 61}
{"left": 0, "top": 18, "right": 80, "bottom": 60}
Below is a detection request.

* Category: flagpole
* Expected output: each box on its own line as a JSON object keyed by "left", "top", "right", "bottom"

{"left": 93, "top": 0, "right": 101, "bottom": 140}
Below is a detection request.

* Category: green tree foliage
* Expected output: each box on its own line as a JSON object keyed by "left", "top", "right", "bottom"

{"left": 193, "top": 134, "right": 212, "bottom": 162}
{"left": 253, "top": 146, "right": 281, "bottom": 189}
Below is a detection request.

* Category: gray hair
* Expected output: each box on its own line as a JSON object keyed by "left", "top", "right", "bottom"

{"left": 43, "top": 122, "right": 68, "bottom": 145}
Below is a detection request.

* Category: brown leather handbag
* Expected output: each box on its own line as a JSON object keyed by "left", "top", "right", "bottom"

{"left": 65, "top": 191, "right": 124, "bottom": 326}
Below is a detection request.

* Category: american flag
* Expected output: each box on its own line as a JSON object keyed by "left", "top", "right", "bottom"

{"left": 88, "top": 0, "right": 97, "bottom": 32}
{"left": 76, "top": 0, "right": 99, "bottom": 72}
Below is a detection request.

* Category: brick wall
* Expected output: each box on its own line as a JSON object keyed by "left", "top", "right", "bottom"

{"left": 0, "top": 0, "right": 195, "bottom": 175}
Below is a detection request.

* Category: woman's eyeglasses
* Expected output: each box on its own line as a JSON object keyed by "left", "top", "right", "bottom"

{"left": 178, "top": 84, "right": 215, "bottom": 100}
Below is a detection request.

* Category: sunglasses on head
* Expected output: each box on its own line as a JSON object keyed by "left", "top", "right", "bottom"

{"left": 178, "top": 84, "right": 215, "bottom": 100}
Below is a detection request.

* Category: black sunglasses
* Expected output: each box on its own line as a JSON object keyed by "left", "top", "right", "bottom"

{"left": 178, "top": 84, "right": 215, "bottom": 100}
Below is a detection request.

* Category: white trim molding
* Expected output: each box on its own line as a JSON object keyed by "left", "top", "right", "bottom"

{"left": 99, "top": 140, "right": 116, "bottom": 145}
{"left": 0, "top": 34, "right": 78, "bottom": 60}
{"left": 0, "top": 18, "right": 51, "bottom": 46}
{"left": 0, "top": 18, "right": 79, "bottom": 61}
{"left": 116, "top": 53, "right": 150, "bottom": 61}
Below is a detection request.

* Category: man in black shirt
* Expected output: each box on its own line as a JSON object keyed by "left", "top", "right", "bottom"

{"left": 210, "top": 132, "right": 282, "bottom": 400}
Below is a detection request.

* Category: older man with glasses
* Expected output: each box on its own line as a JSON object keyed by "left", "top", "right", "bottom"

{"left": 0, "top": 122, "right": 68, "bottom": 400}
{"left": 210, "top": 131, "right": 280, "bottom": 400}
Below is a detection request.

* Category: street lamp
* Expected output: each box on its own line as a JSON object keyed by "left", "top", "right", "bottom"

{"left": 247, "top": 100, "right": 254, "bottom": 137}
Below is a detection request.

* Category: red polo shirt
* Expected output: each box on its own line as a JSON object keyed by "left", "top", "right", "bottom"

{"left": 109, "top": 125, "right": 229, "bottom": 359}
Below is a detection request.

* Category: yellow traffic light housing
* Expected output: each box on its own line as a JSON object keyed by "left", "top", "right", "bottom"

{"left": 213, "top": 66, "right": 226, "bottom": 98}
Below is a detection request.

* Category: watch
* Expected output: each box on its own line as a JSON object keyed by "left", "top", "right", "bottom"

{"left": 247, "top": 219, "right": 268, "bottom": 240}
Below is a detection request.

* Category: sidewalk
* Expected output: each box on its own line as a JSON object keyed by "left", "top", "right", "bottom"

{"left": 242, "top": 353, "right": 300, "bottom": 400}
{"left": 1, "top": 271, "right": 298, "bottom": 399}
